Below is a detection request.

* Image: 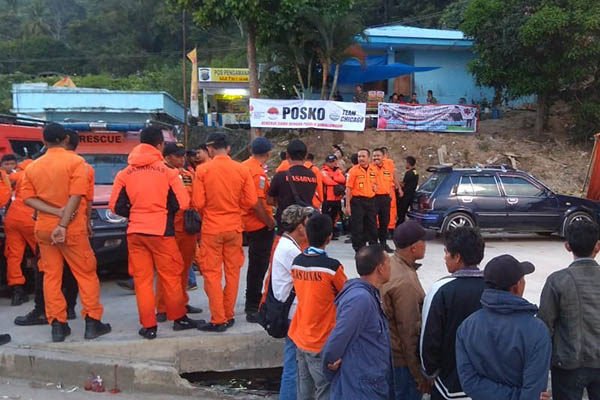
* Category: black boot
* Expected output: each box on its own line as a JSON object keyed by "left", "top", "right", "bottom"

{"left": 173, "top": 315, "right": 203, "bottom": 331}
{"left": 0, "top": 334, "right": 10, "bottom": 346}
{"left": 84, "top": 316, "right": 111, "bottom": 340}
{"left": 186, "top": 305, "right": 203, "bottom": 314}
{"left": 67, "top": 308, "right": 77, "bottom": 320}
{"left": 138, "top": 326, "right": 157, "bottom": 340}
{"left": 11, "top": 285, "right": 29, "bottom": 306}
{"left": 14, "top": 309, "right": 47, "bottom": 326}
{"left": 197, "top": 321, "right": 227, "bottom": 332}
{"left": 51, "top": 320, "right": 71, "bottom": 343}
{"left": 156, "top": 313, "right": 167, "bottom": 323}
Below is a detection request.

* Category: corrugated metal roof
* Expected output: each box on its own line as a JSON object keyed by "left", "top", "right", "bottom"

{"left": 364, "top": 25, "right": 467, "bottom": 40}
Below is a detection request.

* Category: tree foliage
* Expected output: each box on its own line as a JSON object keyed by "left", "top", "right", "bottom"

{"left": 462, "top": 0, "right": 600, "bottom": 135}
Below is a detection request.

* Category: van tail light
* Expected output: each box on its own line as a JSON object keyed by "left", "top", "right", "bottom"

{"left": 419, "top": 195, "right": 434, "bottom": 211}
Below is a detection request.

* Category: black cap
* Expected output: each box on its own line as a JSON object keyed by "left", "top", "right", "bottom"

{"left": 205, "top": 132, "right": 228, "bottom": 147}
{"left": 484, "top": 255, "right": 535, "bottom": 290}
{"left": 326, "top": 154, "right": 337, "bottom": 163}
{"left": 287, "top": 139, "right": 307, "bottom": 154}
{"left": 393, "top": 220, "right": 436, "bottom": 248}
{"left": 163, "top": 142, "right": 185, "bottom": 157}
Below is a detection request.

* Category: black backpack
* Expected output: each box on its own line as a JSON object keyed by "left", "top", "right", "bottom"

{"left": 258, "top": 278, "right": 296, "bottom": 339}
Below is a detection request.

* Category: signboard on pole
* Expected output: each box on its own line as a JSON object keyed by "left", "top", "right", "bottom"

{"left": 377, "top": 103, "right": 478, "bottom": 133}
{"left": 250, "top": 99, "right": 366, "bottom": 131}
{"left": 198, "top": 67, "right": 249, "bottom": 83}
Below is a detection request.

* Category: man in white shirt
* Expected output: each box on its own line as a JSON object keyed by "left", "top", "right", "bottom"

{"left": 271, "top": 204, "right": 314, "bottom": 400}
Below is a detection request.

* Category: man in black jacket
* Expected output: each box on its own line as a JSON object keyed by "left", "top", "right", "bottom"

{"left": 539, "top": 220, "right": 600, "bottom": 400}
{"left": 420, "top": 227, "right": 486, "bottom": 400}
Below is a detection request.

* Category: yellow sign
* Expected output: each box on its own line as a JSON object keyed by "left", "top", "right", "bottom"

{"left": 198, "top": 67, "right": 249, "bottom": 83}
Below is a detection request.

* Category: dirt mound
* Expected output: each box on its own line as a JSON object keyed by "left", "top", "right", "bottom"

{"left": 267, "top": 107, "right": 592, "bottom": 195}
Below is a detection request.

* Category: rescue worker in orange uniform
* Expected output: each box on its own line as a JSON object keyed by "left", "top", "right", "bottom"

{"left": 241, "top": 137, "right": 275, "bottom": 323}
{"left": 110, "top": 126, "right": 199, "bottom": 339}
{"left": 345, "top": 148, "right": 378, "bottom": 252}
{"left": 381, "top": 147, "right": 400, "bottom": 231}
{"left": 21, "top": 123, "right": 110, "bottom": 342}
{"left": 193, "top": 132, "right": 258, "bottom": 332}
{"left": 193, "top": 144, "right": 210, "bottom": 273}
{"left": 321, "top": 154, "right": 346, "bottom": 240}
{"left": 155, "top": 142, "right": 203, "bottom": 322}
{"left": 305, "top": 153, "right": 324, "bottom": 210}
{"left": 372, "top": 148, "right": 395, "bottom": 253}
{"left": 4, "top": 159, "right": 35, "bottom": 306}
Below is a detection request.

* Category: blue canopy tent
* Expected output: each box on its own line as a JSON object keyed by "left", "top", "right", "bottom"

{"left": 333, "top": 55, "right": 439, "bottom": 85}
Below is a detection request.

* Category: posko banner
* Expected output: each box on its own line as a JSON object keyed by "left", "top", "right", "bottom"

{"left": 377, "top": 103, "right": 478, "bottom": 133}
{"left": 250, "top": 99, "right": 366, "bottom": 131}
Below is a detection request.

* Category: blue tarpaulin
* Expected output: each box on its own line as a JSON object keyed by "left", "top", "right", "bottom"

{"left": 333, "top": 55, "right": 439, "bottom": 85}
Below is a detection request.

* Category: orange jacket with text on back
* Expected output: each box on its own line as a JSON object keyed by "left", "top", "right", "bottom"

{"left": 20, "top": 147, "right": 88, "bottom": 234}
{"left": 193, "top": 154, "right": 258, "bottom": 235}
{"left": 109, "top": 143, "right": 190, "bottom": 236}
{"left": 241, "top": 157, "right": 273, "bottom": 232}
{"left": 5, "top": 159, "right": 35, "bottom": 226}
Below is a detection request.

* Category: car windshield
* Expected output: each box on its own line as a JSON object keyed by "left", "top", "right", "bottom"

{"left": 82, "top": 154, "right": 128, "bottom": 185}
{"left": 419, "top": 172, "right": 447, "bottom": 193}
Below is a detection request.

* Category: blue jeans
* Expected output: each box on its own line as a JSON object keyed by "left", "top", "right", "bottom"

{"left": 552, "top": 367, "right": 600, "bottom": 400}
{"left": 188, "top": 266, "right": 197, "bottom": 286}
{"left": 394, "top": 366, "right": 422, "bottom": 400}
{"left": 279, "top": 336, "right": 297, "bottom": 400}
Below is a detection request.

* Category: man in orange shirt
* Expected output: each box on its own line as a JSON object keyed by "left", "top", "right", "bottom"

{"left": 242, "top": 137, "right": 275, "bottom": 323}
{"left": 381, "top": 147, "right": 400, "bottom": 230}
{"left": 305, "top": 153, "right": 324, "bottom": 210}
{"left": 288, "top": 214, "right": 347, "bottom": 399}
{"left": 155, "top": 142, "right": 203, "bottom": 321}
{"left": 21, "top": 123, "right": 110, "bottom": 342}
{"left": 372, "top": 148, "right": 395, "bottom": 253}
{"left": 346, "top": 149, "right": 378, "bottom": 252}
{"left": 193, "top": 132, "right": 258, "bottom": 332}
{"left": 4, "top": 159, "right": 34, "bottom": 306}
{"left": 321, "top": 154, "right": 346, "bottom": 240}
{"left": 110, "top": 127, "right": 199, "bottom": 339}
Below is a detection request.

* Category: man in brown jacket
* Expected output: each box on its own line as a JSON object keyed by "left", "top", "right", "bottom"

{"left": 380, "top": 220, "right": 435, "bottom": 399}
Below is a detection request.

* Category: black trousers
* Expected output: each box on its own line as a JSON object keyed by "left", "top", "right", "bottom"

{"left": 322, "top": 201, "right": 342, "bottom": 234}
{"left": 33, "top": 246, "right": 78, "bottom": 313}
{"left": 350, "top": 196, "right": 377, "bottom": 252}
{"left": 245, "top": 226, "right": 274, "bottom": 313}
{"left": 374, "top": 195, "right": 391, "bottom": 245}
{"left": 396, "top": 193, "right": 414, "bottom": 226}
{"left": 552, "top": 367, "right": 600, "bottom": 400}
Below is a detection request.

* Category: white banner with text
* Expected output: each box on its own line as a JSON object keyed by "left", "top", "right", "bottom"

{"left": 377, "top": 103, "right": 478, "bottom": 133}
{"left": 250, "top": 99, "right": 366, "bottom": 131}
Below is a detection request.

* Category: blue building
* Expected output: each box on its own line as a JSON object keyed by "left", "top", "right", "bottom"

{"left": 338, "top": 25, "right": 495, "bottom": 105}
{"left": 11, "top": 83, "right": 185, "bottom": 124}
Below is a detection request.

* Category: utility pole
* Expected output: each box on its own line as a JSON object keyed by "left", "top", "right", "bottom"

{"left": 182, "top": 10, "right": 189, "bottom": 149}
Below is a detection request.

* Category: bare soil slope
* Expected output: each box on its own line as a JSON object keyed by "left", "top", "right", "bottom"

{"left": 270, "top": 107, "right": 592, "bottom": 195}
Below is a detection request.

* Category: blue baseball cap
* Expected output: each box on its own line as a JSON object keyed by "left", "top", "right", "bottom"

{"left": 251, "top": 137, "right": 273, "bottom": 155}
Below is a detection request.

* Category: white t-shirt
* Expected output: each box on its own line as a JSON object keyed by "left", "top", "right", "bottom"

{"left": 271, "top": 234, "right": 301, "bottom": 319}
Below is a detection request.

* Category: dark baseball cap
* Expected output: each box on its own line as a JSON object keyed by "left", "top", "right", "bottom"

{"left": 326, "top": 154, "right": 337, "bottom": 163}
{"left": 163, "top": 142, "right": 185, "bottom": 157}
{"left": 393, "top": 220, "right": 436, "bottom": 248}
{"left": 484, "top": 254, "right": 535, "bottom": 290}
{"left": 251, "top": 137, "right": 273, "bottom": 155}
{"left": 287, "top": 139, "right": 307, "bottom": 154}
{"left": 205, "top": 132, "right": 228, "bottom": 147}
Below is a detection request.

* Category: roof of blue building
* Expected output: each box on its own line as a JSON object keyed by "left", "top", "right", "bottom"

{"left": 11, "top": 83, "right": 185, "bottom": 123}
{"left": 361, "top": 25, "right": 473, "bottom": 49}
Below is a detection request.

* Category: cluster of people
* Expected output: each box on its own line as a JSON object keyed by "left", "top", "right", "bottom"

{"left": 351, "top": 84, "right": 438, "bottom": 105}
{"left": 272, "top": 214, "right": 600, "bottom": 400}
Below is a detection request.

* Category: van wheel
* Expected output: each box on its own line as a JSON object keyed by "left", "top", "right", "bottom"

{"left": 561, "top": 212, "right": 594, "bottom": 237}
{"left": 442, "top": 212, "right": 475, "bottom": 234}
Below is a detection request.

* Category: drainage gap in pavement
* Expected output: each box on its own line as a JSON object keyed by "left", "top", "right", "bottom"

{"left": 182, "top": 367, "right": 282, "bottom": 397}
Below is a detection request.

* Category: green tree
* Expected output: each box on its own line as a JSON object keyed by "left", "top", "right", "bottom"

{"left": 463, "top": 0, "right": 600, "bottom": 136}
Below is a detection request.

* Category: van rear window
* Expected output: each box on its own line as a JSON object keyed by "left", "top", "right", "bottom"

{"left": 82, "top": 154, "right": 128, "bottom": 185}
{"left": 10, "top": 140, "right": 43, "bottom": 158}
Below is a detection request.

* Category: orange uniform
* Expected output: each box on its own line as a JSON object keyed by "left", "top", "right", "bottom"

{"left": 384, "top": 158, "right": 398, "bottom": 229}
{"left": 241, "top": 157, "right": 273, "bottom": 232}
{"left": 21, "top": 147, "right": 103, "bottom": 324}
{"left": 193, "top": 154, "right": 258, "bottom": 325}
{"left": 346, "top": 164, "right": 378, "bottom": 198}
{"left": 373, "top": 161, "right": 394, "bottom": 246}
{"left": 156, "top": 166, "right": 196, "bottom": 314}
{"left": 276, "top": 159, "right": 290, "bottom": 173}
{"left": 109, "top": 144, "right": 190, "bottom": 328}
{"left": 0, "top": 169, "right": 11, "bottom": 207}
{"left": 4, "top": 160, "right": 35, "bottom": 287}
